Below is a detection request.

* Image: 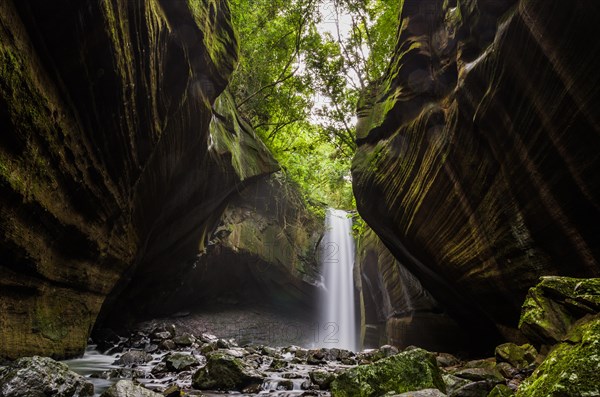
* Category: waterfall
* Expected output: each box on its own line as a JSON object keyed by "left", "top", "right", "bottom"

{"left": 319, "top": 208, "right": 358, "bottom": 351}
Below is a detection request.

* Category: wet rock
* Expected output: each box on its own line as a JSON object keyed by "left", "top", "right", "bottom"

{"left": 200, "top": 333, "right": 218, "bottom": 343}
{"left": 144, "top": 344, "right": 159, "bottom": 354}
{"left": 90, "top": 368, "right": 145, "bottom": 380}
{"left": 380, "top": 345, "right": 399, "bottom": 357}
{"left": 162, "top": 385, "right": 182, "bottom": 397}
{"left": 0, "top": 356, "right": 93, "bottom": 397}
{"left": 216, "top": 339, "right": 231, "bottom": 349}
{"left": 243, "top": 354, "right": 264, "bottom": 369}
{"left": 278, "top": 379, "right": 294, "bottom": 390}
{"left": 192, "top": 352, "right": 263, "bottom": 391}
{"left": 152, "top": 332, "right": 172, "bottom": 341}
{"left": 165, "top": 352, "right": 200, "bottom": 372}
{"left": 488, "top": 384, "right": 515, "bottom": 397}
{"left": 494, "top": 343, "right": 537, "bottom": 370}
{"left": 442, "top": 374, "right": 471, "bottom": 396}
{"left": 330, "top": 348, "right": 446, "bottom": 396}
{"left": 242, "top": 383, "right": 262, "bottom": 393}
{"left": 307, "top": 349, "right": 326, "bottom": 365}
{"left": 220, "top": 347, "right": 248, "bottom": 358}
{"left": 301, "top": 380, "right": 312, "bottom": 390}
{"left": 392, "top": 389, "right": 447, "bottom": 397}
{"left": 450, "top": 380, "right": 498, "bottom": 397}
{"left": 93, "top": 329, "right": 122, "bottom": 353}
{"left": 160, "top": 340, "right": 176, "bottom": 351}
{"left": 495, "top": 362, "right": 519, "bottom": 379}
{"left": 200, "top": 341, "right": 218, "bottom": 354}
{"left": 262, "top": 346, "right": 280, "bottom": 357}
{"left": 436, "top": 353, "right": 461, "bottom": 368}
{"left": 452, "top": 367, "right": 504, "bottom": 384}
{"left": 270, "top": 358, "right": 289, "bottom": 370}
{"left": 516, "top": 314, "right": 600, "bottom": 397}
{"left": 100, "top": 380, "right": 161, "bottom": 397}
{"left": 173, "top": 333, "right": 195, "bottom": 347}
{"left": 309, "top": 370, "right": 336, "bottom": 389}
{"left": 113, "top": 350, "right": 153, "bottom": 366}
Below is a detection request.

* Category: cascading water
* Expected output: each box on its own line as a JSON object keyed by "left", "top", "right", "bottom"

{"left": 318, "top": 208, "right": 358, "bottom": 351}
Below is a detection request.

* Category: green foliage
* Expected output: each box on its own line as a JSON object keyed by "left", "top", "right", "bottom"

{"left": 227, "top": 0, "right": 401, "bottom": 212}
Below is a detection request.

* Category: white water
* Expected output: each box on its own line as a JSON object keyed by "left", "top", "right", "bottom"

{"left": 319, "top": 208, "right": 358, "bottom": 351}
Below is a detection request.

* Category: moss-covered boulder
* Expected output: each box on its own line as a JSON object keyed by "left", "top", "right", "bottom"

{"left": 192, "top": 353, "right": 263, "bottom": 391}
{"left": 495, "top": 343, "right": 537, "bottom": 369}
{"left": 516, "top": 314, "right": 600, "bottom": 397}
{"left": 519, "top": 277, "right": 600, "bottom": 345}
{"left": 330, "top": 348, "right": 446, "bottom": 397}
{"left": 0, "top": 356, "right": 93, "bottom": 397}
{"left": 488, "top": 384, "right": 515, "bottom": 397}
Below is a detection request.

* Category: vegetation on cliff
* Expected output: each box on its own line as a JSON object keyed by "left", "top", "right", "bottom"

{"left": 227, "top": 0, "right": 401, "bottom": 211}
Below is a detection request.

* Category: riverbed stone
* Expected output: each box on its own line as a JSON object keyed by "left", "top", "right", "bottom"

{"left": 173, "top": 333, "right": 195, "bottom": 347}
{"left": 165, "top": 352, "right": 199, "bottom": 371}
{"left": 113, "top": 350, "right": 152, "bottom": 366}
{"left": 100, "top": 380, "right": 162, "bottom": 397}
{"left": 192, "top": 352, "right": 263, "bottom": 391}
{"left": 392, "top": 389, "right": 447, "bottom": 397}
{"left": 0, "top": 356, "right": 93, "bottom": 397}
{"left": 488, "top": 384, "right": 515, "bottom": 397}
{"left": 330, "top": 347, "right": 445, "bottom": 397}
{"left": 309, "top": 370, "right": 336, "bottom": 389}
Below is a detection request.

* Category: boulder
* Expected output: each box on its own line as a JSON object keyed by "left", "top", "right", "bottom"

{"left": 165, "top": 352, "right": 199, "bottom": 372}
{"left": 309, "top": 370, "right": 337, "bottom": 389}
{"left": 100, "top": 380, "right": 161, "bottom": 397}
{"left": 113, "top": 350, "right": 152, "bottom": 366}
{"left": 173, "top": 333, "right": 195, "bottom": 347}
{"left": 330, "top": 348, "right": 446, "bottom": 397}
{"left": 516, "top": 314, "right": 600, "bottom": 397}
{"left": 0, "top": 356, "right": 93, "bottom": 397}
{"left": 519, "top": 277, "right": 600, "bottom": 344}
{"left": 192, "top": 352, "right": 263, "bottom": 391}
{"left": 494, "top": 343, "right": 537, "bottom": 369}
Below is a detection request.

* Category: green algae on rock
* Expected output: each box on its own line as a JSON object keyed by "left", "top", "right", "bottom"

{"left": 519, "top": 277, "right": 600, "bottom": 345}
{"left": 330, "top": 347, "right": 446, "bottom": 397}
{"left": 494, "top": 343, "right": 537, "bottom": 370}
{"left": 516, "top": 314, "right": 600, "bottom": 397}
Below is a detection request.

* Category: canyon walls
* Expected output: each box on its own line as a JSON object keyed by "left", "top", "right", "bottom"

{"left": 352, "top": 0, "right": 600, "bottom": 346}
{"left": 0, "top": 0, "right": 280, "bottom": 359}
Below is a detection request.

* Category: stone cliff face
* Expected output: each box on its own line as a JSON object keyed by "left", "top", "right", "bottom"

{"left": 0, "top": 0, "right": 279, "bottom": 359}
{"left": 352, "top": 0, "right": 600, "bottom": 347}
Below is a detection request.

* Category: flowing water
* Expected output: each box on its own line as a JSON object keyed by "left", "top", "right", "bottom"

{"left": 319, "top": 208, "right": 358, "bottom": 351}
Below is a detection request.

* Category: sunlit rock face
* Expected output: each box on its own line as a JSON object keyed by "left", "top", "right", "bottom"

{"left": 0, "top": 0, "right": 274, "bottom": 359}
{"left": 352, "top": 0, "right": 600, "bottom": 348}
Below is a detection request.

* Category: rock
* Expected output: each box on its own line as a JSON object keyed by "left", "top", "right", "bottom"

{"left": 452, "top": 368, "right": 505, "bottom": 384}
{"left": 380, "top": 345, "right": 399, "bottom": 357}
{"left": 200, "top": 333, "right": 218, "bottom": 343}
{"left": 494, "top": 343, "right": 537, "bottom": 369}
{"left": 451, "top": 380, "right": 498, "bottom": 397}
{"left": 436, "top": 353, "right": 461, "bottom": 368}
{"left": 192, "top": 352, "right": 263, "bottom": 391}
{"left": 200, "top": 341, "right": 218, "bottom": 354}
{"left": 160, "top": 340, "right": 176, "bottom": 351}
{"left": 309, "top": 370, "right": 336, "bottom": 389}
{"left": 165, "top": 352, "right": 199, "bottom": 372}
{"left": 216, "top": 339, "right": 231, "bottom": 349}
{"left": 442, "top": 374, "right": 471, "bottom": 396}
{"left": 516, "top": 314, "right": 600, "bottom": 397}
{"left": 351, "top": 0, "right": 600, "bottom": 354}
{"left": 277, "top": 379, "right": 294, "bottom": 390}
{"left": 162, "top": 385, "right": 182, "bottom": 397}
{"left": 391, "top": 389, "right": 447, "bottom": 397}
{"left": 519, "top": 277, "right": 600, "bottom": 345}
{"left": 144, "top": 344, "right": 159, "bottom": 354}
{"left": 100, "top": 380, "right": 162, "bottom": 397}
{"left": 495, "top": 362, "right": 519, "bottom": 379}
{"left": 270, "top": 358, "right": 289, "bottom": 370}
{"left": 488, "top": 384, "right": 515, "bottom": 397}
{"left": 330, "top": 347, "right": 446, "bottom": 397}
{"left": 152, "top": 332, "right": 172, "bottom": 341}
{"left": 0, "top": 356, "right": 93, "bottom": 397}
{"left": 113, "top": 350, "right": 153, "bottom": 366}
{"left": 173, "top": 333, "right": 195, "bottom": 347}
{"left": 262, "top": 346, "right": 280, "bottom": 357}
{"left": 307, "top": 349, "right": 327, "bottom": 365}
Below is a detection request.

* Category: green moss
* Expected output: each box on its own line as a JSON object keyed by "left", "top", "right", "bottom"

{"left": 495, "top": 343, "right": 537, "bottom": 369}
{"left": 330, "top": 348, "right": 446, "bottom": 397}
{"left": 516, "top": 315, "right": 600, "bottom": 397}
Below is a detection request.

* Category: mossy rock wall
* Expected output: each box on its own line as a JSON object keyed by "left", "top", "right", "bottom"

{"left": 352, "top": 0, "right": 600, "bottom": 349}
{"left": 0, "top": 0, "right": 276, "bottom": 359}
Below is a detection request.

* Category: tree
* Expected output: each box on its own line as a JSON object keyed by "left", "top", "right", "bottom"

{"left": 227, "top": 0, "right": 402, "bottom": 212}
